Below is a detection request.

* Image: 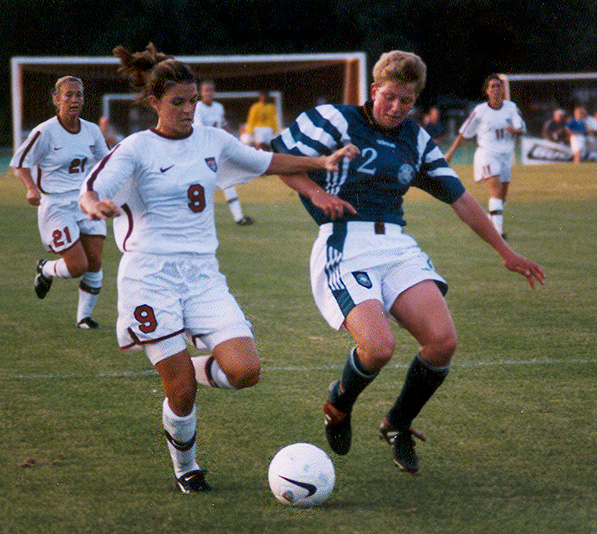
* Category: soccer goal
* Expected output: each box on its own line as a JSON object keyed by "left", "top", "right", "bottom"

{"left": 11, "top": 52, "right": 368, "bottom": 149}
{"left": 499, "top": 72, "right": 597, "bottom": 137}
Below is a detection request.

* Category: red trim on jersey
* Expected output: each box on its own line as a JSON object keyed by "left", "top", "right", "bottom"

{"left": 460, "top": 110, "right": 478, "bottom": 136}
{"left": 121, "top": 203, "right": 134, "bottom": 252}
{"left": 17, "top": 130, "right": 41, "bottom": 168}
{"left": 56, "top": 114, "right": 81, "bottom": 134}
{"left": 86, "top": 144, "right": 120, "bottom": 191}
{"left": 150, "top": 127, "right": 193, "bottom": 140}
{"left": 36, "top": 166, "right": 49, "bottom": 194}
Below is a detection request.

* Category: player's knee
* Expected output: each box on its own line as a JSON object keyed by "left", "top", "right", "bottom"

{"left": 425, "top": 332, "right": 457, "bottom": 365}
{"left": 228, "top": 360, "right": 261, "bottom": 389}
{"left": 359, "top": 335, "right": 396, "bottom": 369}
{"left": 168, "top": 380, "right": 197, "bottom": 416}
{"left": 65, "top": 257, "right": 89, "bottom": 278}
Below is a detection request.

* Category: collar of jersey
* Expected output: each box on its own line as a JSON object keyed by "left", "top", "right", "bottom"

{"left": 360, "top": 101, "right": 404, "bottom": 136}
{"left": 150, "top": 127, "right": 193, "bottom": 140}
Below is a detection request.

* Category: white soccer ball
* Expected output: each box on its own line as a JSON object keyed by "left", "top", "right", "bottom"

{"left": 268, "top": 442, "right": 335, "bottom": 507}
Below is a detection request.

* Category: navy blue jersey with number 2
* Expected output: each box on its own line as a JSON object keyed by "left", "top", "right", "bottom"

{"left": 271, "top": 103, "right": 466, "bottom": 226}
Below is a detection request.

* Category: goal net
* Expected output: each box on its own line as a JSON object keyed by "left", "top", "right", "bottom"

{"left": 11, "top": 53, "right": 367, "bottom": 150}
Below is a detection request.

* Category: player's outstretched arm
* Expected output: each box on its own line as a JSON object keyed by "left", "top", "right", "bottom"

{"left": 279, "top": 174, "right": 357, "bottom": 221}
{"left": 266, "top": 144, "right": 359, "bottom": 175}
{"left": 444, "top": 133, "right": 465, "bottom": 163}
{"left": 451, "top": 192, "right": 546, "bottom": 288}
{"left": 80, "top": 191, "right": 120, "bottom": 220}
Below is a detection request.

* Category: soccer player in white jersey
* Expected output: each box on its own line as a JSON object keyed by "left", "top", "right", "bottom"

{"left": 194, "top": 79, "right": 253, "bottom": 226}
{"left": 10, "top": 76, "right": 110, "bottom": 329}
{"left": 445, "top": 74, "right": 526, "bottom": 238}
{"left": 272, "top": 51, "right": 544, "bottom": 475}
{"left": 79, "top": 43, "right": 358, "bottom": 494}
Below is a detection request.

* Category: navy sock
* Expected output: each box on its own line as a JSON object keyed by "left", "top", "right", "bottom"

{"left": 386, "top": 354, "right": 449, "bottom": 430}
{"left": 330, "top": 347, "right": 378, "bottom": 413}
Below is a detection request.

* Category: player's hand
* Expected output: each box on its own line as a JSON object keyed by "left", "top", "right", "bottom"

{"left": 323, "top": 144, "right": 360, "bottom": 172}
{"left": 502, "top": 251, "right": 546, "bottom": 289}
{"left": 310, "top": 190, "right": 357, "bottom": 220}
{"left": 80, "top": 192, "right": 120, "bottom": 220}
{"left": 26, "top": 187, "right": 41, "bottom": 206}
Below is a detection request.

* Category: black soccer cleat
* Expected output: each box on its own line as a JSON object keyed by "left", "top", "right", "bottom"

{"left": 175, "top": 469, "right": 212, "bottom": 494}
{"left": 236, "top": 216, "right": 254, "bottom": 226}
{"left": 379, "top": 418, "right": 426, "bottom": 474}
{"left": 34, "top": 259, "right": 53, "bottom": 299}
{"left": 77, "top": 317, "right": 100, "bottom": 329}
{"left": 323, "top": 381, "right": 352, "bottom": 455}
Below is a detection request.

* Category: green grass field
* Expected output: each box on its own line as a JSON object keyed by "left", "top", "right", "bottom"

{"left": 0, "top": 163, "right": 595, "bottom": 534}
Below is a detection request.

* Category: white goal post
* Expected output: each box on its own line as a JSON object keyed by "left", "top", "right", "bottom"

{"left": 11, "top": 52, "right": 368, "bottom": 150}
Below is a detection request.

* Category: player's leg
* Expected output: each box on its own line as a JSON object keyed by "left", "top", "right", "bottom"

{"left": 75, "top": 234, "right": 105, "bottom": 328}
{"left": 193, "top": 337, "right": 260, "bottom": 389}
{"left": 222, "top": 186, "right": 253, "bottom": 225}
{"left": 485, "top": 174, "right": 505, "bottom": 237}
{"left": 380, "top": 280, "right": 456, "bottom": 473}
{"left": 154, "top": 348, "right": 211, "bottom": 493}
{"left": 324, "top": 300, "right": 393, "bottom": 455}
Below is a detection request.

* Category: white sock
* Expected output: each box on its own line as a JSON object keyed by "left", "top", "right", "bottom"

{"left": 162, "top": 398, "right": 200, "bottom": 478}
{"left": 43, "top": 258, "right": 71, "bottom": 278}
{"left": 191, "top": 356, "right": 235, "bottom": 389}
{"left": 223, "top": 186, "right": 244, "bottom": 222}
{"left": 488, "top": 197, "right": 504, "bottom": 235}
{"left": 77, "top": 269, "right": 102, "bottom": 322}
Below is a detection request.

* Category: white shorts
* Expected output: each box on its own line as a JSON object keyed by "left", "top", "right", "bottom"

{"left": 116, "top": 252, "right": 253, "bottom": 365}
{"left": 310, "top": 221, "right": 447, "bottom": 331}
{"left": 473, "top": 149, "right": 513, "bottom": 183}
{"left": 252, "top": 127, "right": 274, "bottom": 145}
{"left": 38, "top": 191, "right": 106, "bottom": 253}
{"left": 570, "top": 134, "right": 586, "bottom": 154}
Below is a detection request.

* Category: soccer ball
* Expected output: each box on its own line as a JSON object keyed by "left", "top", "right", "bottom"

{"left": 268, "top": 442, "right": 335, "bottom": 507}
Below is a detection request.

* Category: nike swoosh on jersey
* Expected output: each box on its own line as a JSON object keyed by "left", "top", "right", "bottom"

{"left": 279, "top": 476, "right": 317, "bottom": 497}
{"left": 54, "top": 147, "right": 63, "bottom": 150}
{"left": 160, "top": 165, "right": 174, "bottom": 173}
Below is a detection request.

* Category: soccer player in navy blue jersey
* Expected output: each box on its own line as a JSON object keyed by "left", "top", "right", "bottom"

{"left": 272, "top": 50, "right": 545, "bottom": 474}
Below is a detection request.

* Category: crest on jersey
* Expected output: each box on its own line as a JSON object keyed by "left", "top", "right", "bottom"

{"left": 205, "top": 157, "right": 217, "bottom": 172}
{"left": 352, "top": 271, "right": 372, "bottom": 289}
{"left": 397, "top": 163, "right": 415, "bottom": 186}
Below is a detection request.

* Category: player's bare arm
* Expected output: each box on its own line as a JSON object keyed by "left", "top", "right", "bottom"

{"left": 279, "top": 174, "right": 357, "bottom": 221}
{"left": 267, "top": 144, "right": 359, "bottom": 175}
{"left": 80, "top": 191, "right": 120, "bottom": 220}
{"left": 451, "top": 191, "right": 545, "bottom": 288}
{"left": 13, "top": 167, "right": 42, "bottom": 206}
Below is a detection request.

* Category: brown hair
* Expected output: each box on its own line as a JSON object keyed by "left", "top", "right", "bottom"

{"left": 482, "top": 73, "right": 503, "bottom": 93}
{"left": 113, "top": 43, "right": 196, "bottom": 101}
{"left": 372, "top": 51, "right": 427, "bottom": 94}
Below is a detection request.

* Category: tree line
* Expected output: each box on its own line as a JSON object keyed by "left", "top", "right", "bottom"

{"left": 1, "top": 0, "right": 596, "bottom": 145}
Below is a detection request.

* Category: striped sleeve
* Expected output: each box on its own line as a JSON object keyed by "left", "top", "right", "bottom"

{"left": 272, "top": 105, "right": 348, "bottom": 156}
{"left": 414, "top": 127, "right": 465, "bottom": 204}
{"left": 10, "top": 128, "right": 46, "bottom": 169}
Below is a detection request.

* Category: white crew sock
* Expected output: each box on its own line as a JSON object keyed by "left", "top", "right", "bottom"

{"left": 42, "top": 258, "right": 71, "bottom": 278}
{"left": 488, "top": 197, "right": 504, "bottom": 235}
{"left": 162, "top": 398, "right": 200, "bottom": 478}
{"left": 191, "top": 356, "right": 235, "bottom": 389}
{"left": 77, "top": 269, "right": 102, "bottom": 322}
{"left": 223, "top": 186, "right": 244, "bottom": 222}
